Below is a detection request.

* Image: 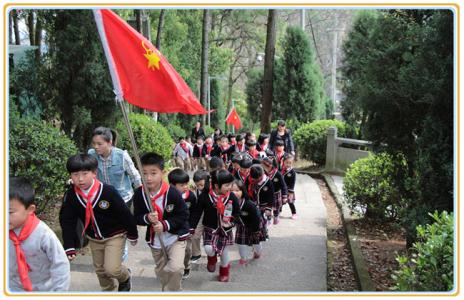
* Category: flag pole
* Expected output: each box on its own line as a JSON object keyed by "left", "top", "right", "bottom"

{"left": 94, "top": 9, "right": 168, "bottom": 259}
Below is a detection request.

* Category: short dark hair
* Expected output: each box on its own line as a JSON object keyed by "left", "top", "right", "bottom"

{"left": 93, "top": 126, "right": 118, "bottom": 146}
{"left": 239, "top": 157, "right": 253, "bottom": 168}
{"left": 211, "top": 169, "right": 235, "bottom": 189}
{"left": 193, "top": 170, "right": 209, "bottom": 183}
{"left": 283, "top": 153, "right": 294, "bottom": 161}
{"left": 140, "top": 152, "right": 165, "bottom": 170}
{"left": 231, "top": 153, "right": 243, "bottom": 164}
{"left": 275, "top": 138, "right": 285, "bottom": 147}
{"left": 228, "top": 133, "right": 236, "bottom": 139}
{"left": 9, "top": 177, "right": 35, "bottom": 208}
{"left": 250, "top": 164, "right": 264, "bottom": 179}
{"left": 66, "top": 154, "right": 98, "bottom": 173}
{"left": 261, "top": 156, "right": 277, "bottom": 168}
{"left": 246, "top": 140, "right": 257, "bottom": 147}
{"left": 277, "top": 120, "right": 286, "bottom": 126}
{"left": 257, "top": 133, "right": 270, "bottom": 145}
{"left": 168, "top": 168, "right": 190, "bottom": 185}
{"left": 236, "top": 134, "right": 244, "bottom": 142}
{"left": 209, "top": 157, "right": 224, "bottom": 171}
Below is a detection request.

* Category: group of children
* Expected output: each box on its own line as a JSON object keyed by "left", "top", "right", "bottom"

{"left": 8, "top": 133, "right": 297, "bottom": 293}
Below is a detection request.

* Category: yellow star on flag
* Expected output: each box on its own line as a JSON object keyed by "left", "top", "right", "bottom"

{"left": 142, "top": 41, "right": 160, "bottom": 70}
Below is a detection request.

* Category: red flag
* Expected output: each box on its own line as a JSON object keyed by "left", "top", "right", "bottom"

{"left": 94, "top": 9, "right": 206, "bottom": 115}
{"left": 225, "top": 107, "right": 242, "bottom": 130}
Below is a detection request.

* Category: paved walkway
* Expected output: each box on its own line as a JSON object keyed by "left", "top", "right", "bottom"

{"left": 69, "top": 174, "right": 327, "bottom": 293}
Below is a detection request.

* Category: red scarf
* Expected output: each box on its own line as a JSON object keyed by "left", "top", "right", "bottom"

{"left": 260, "top": 144, "right": 268, "bottom": 151}
{"left": 247, "top": 175, "right": 263, "bottom": 199}
{"left": 267, "top": 167, "right": 278, "bottom": 179}
{"left": 209, "top": 189, "right": 230, "bottom": 216}
{"left": 248, "top": 149, "right": 259, "bottom": 158}
{"left": 180, "top": 142, "right": 190, "bottom": 157}
{"left": 237, "top": 143, "right": 245, "bottom": 152}
{"left": 206, "top": 144, "right": 213, "bottom": 155}
{"left": 282, "top": 166, "right": 291, "bottom": 175}
{"left": 182, "top": 190, "right": 190, "bottom": 201}
{"left": 9, "top": 213, "right": 40, "bottom": 291}
{"left": 239, "top": 169, "right": 249, "bottom": 180}
{"left": 276, "top": 150, "right": 285, "bottom": 168}
{"left": 74, "top": 179, "right": 102, "bottom": 236}
{"left": 149, "top": 181, "right": 169, "bottom": 221}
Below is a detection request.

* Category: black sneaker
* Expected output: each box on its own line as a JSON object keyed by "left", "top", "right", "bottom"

{"left": 190, "top": 255, "right": 201, "bottom": 263}
{"left": 182, "top": 269, "right": 190, "bottom": 279}
{"left": 118, "top": 268, "right": 132, "bottom": 292}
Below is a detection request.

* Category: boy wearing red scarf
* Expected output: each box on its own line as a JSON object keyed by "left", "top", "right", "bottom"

{"left": 190, "top": 169, "right": 240, "bottom": 282}
{"left": 173, "top": 137, "right": 193, "bottom": 171}
{"left": 60, "top": 154, "right": 138, "bottom": 292}
{"left": 133, "top": 153, "right": 190, "bottom": 291}
{"left": 9, "top": 177, "right": 70, "bottom": 292}
{"left": 274, "top": 139, "right": 286, "bottom": 171}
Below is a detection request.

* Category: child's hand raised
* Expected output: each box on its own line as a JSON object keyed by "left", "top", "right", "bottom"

{"left": 152, "top": 222, "right": 164, "bottom": 233}
{"left": 67, "top": 254, "right": 76, "bottom": 261}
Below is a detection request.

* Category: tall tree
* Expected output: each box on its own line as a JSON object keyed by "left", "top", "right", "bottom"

{"left": 155, "top": 9, "right": 165, "bottom": 49}
{"left": 277, "top": 26, "right": 327, "bottom": 122}
{"left": 27, "top": 11, "right": 35, "bottom": 46}
{"left": 200, "top": 9, "right": 211, "bottom": 126}
{"left": 12, "top": 10, "right": 20, "bottom": 45}
{"left": 9, "top": 12, "right": 13, "bottom": 44}
{"left": 260, "top": 9, "right": 277, "bottom": 133}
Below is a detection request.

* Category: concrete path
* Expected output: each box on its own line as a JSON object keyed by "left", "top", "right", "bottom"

{"left": 68, "top": 174, "right": 327, "bottom": 293}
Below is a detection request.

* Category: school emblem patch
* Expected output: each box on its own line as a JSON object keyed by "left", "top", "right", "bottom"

{"left": 166, "top": 204, "right": 175, "bottom": 212}
{"left": 241, "top": 211, "right": 249, "bottom": 216}
{"left": 263, "top": 186, "right": 268, "bottom": 192}
{"left": 186, "top": 202, "right": 191, "bottom": 208}
{"left": 274, "top": 178, "right": 279, "bottom": 182}
{"left": 287, "top": 173, "right": 292, "bottom": 177}
{"left": 98, "top": 200, "right": 110, "bottom": 210}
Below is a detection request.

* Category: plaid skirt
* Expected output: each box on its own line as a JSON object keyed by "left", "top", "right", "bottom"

{"left": 273, "top": 191, "right": 283, "bottom": 216}
{"left": 203, "top": 226, "right": 234, "bottom": 256}
{"left": 235, "top": 222, "right": 265, "bottom": 246}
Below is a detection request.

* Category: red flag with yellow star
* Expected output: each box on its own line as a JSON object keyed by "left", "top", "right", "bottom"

{"left": 94, "top": 9, "right": 206, "bottom": 114}
{"left": 225, "top": 107, "right": 242, "bottom": 130}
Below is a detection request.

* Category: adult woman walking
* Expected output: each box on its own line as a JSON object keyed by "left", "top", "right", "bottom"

{"left": 269, "top": 120, "right": 295, "bottom": 156}
{"left": 88, "top": 126, "right": 142, "bottom": 262}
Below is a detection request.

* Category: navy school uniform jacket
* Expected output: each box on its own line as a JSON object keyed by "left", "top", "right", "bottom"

{"left": 190, "top": 191, "right": 240, "bottom": 232}
{"left": 282, "top": 168, "right": 296, "bottom": 194}
{"left": 132, "top": 186, "right": 190, "bottom": 245}
{"left": 246, "top": 176, "right": 275, "bottom": 212}
{"left": 268, "top": 169, "right": 288, "bottom": 198}
{"left": 234, "top": 171, "right": 248, "bottom": 184}
{"left": 192, "top": 144, "right": 206, "bottom": 158}
{"left": 238, "top": 198, "right": 261, "bottom": 232}
{"left": 209, "top": 144, "right": 222, "bottom": 157}
{"left": 181, "top": 190, "right": 198, "bottom": 228}
{"left": 59, "top": 183, "right": 138, "bottom": 256}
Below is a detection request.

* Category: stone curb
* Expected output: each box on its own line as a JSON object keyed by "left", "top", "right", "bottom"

{"left": 296, "top": 168, "right": 376, "bottom": 291}
{"left": 320, "top": 173, "right": 376, "bottom": 291}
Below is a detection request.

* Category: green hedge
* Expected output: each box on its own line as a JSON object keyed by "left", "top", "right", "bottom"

{"left": 392, "top": 211, "right": 454, "bottom": 291}
{"left": 166, "top": 124, "right": 186, "bottom": 142}
{"left": 9, "top": 117, "right": 78, "bottom": 214}
{"left": 343, "top": 152, "right": 407, "bottom": 220}
{"left": 293, "top": 119, "right": 346, "bottom": 165}
{"left": 115, "top": 113, "right": 174, "bottom": 161}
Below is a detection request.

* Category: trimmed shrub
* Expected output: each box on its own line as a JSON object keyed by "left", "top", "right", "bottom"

{"left": 9, "top": 117, "right": 78, "bottom": 214}
{"left": 392, "top": 211, "right": 454, "bottom": 291}
{"left": 167, "top": 124, "right": 186, "bottom": 142}
{"left": 115, "top": 113, "right": 174, "bottom": 161}
{"left": 343, "top": 152, "right": 407, "bottom": 220}
{"left": 293, "top": 119, "right": 346, "bottom": 165}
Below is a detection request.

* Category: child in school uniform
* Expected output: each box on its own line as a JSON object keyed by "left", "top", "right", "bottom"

{"left": 261, "top": 156, "right": 288, "bottom": 225}
{"left": 235, "top": 156, "right": 252, "bottom": 184}
{"left": 190, "top": 170, "right": 210, "bottom": 263}
{"left": 132, "top": 153, "right": 190, "bottom": 292}
{"left": 246, "top": 140, "right": 259, "bottom": 159}
{"left": 190, "top": 169, "right": 240, "bottom": 282}
{"left": 282, "top": 154, "right": 298, "bottom": 220}
{"left": 231, "top": 180, "right": 262, "bottom": 265}
{"left": 232, "top": 134, "right": 247, "bottom": 153}
{"left": 60, "top": 154, "right": 138, "bottom": 292}
{"left": 192, "top": 136, "right": 206, "bottom": 171}
{"left": 9, "top": 177, "right": 70, "bottom": 292}
{"left": 173, "top": 137, "right": 193, "bottom": 171}
{"left": 228, "top": 152, "right": 243, "bottom": 176}
{"left": 246, "top": 164, "right": 275, "bottom": 254}
{"left": 274, "top": 139, "right": 286, "bottom": 171}
{"left": 167, "top": 168, "right": 197, "bottom": 279}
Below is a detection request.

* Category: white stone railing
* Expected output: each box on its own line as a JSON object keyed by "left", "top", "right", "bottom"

{"left": 325, "top": 126, "right": 372, "bottom": 173}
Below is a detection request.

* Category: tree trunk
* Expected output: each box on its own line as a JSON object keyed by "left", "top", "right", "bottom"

{"left": 155, "top": 9, "right": 165, "bottom": 50}
{"left": 225, "top": 65, "right": 233, "bottom": 129}
{"left": 27, "top": 11, "right": 35, "bottom": 46}
{"left": 135, "top": 10, "right": 142, "bottom": 33}
{"left": 8, "top": 12, "right": 13, "bottom": 44}
{"left": 260, "top": 9, "right": 277, "bottom": 133}
{"left": 34, "top": 11, "right": 42, "bottom": 60}
{"left": 200, "top": 9, "right": 211, "bottom": 126}
{"left": 12, "top": 10, "right": 20, "bottom": 45}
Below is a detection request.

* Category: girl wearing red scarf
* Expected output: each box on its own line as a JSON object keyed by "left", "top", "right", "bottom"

{"left": 261, "top": 156, "right": 288, "bottom": 225}
{"left": 274, "top": 138, "right": 286, "bottom": 171}
{"left": 9, "top": 177, "right": 70, "bottom": 292}
{"left": 190, "top": 169, "right": 240, "bottom": 282}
